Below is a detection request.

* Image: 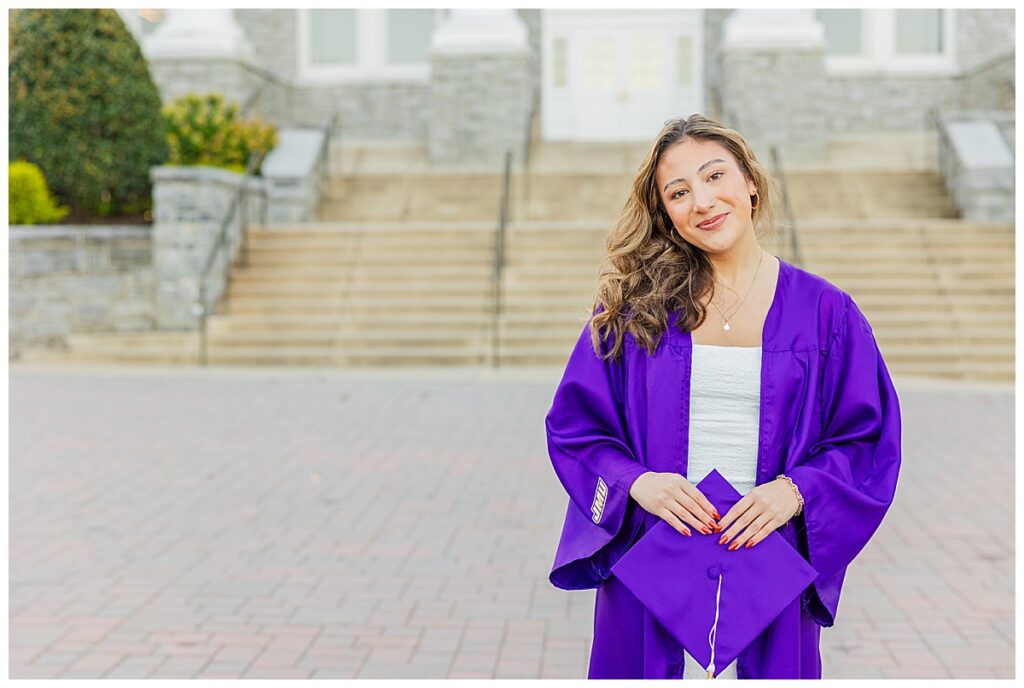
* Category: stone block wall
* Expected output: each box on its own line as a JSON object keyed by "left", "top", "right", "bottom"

{"left": 148, "top": 57, "right": 292, "bottom": 124}
{"left": 720, "top": 47, "right": 828, "bottom": 162}
{"left": 9, "top": 226, "right": 155, "bottom": 358}
{"left": 428, "top": 51, "right": 532, "bottom": 168}
{"left": 714, "top": 9, "right": 1014, "bottom": 144}
{"left": 150, "top": 165, "right": 267, "bottom": 330}
{"left": 234, "top": 8, "right": 429, "bottom": 141}
{"left": 291, "top": 83, "right": 429, "bottom": 142}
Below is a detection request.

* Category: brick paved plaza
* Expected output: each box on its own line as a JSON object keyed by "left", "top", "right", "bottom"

{"left": 9, "top": 364, "right": 1014, "bottom": 678}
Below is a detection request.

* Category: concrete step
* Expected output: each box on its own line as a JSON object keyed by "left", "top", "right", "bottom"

{"left": 227, "top": 282, "right": 492, "bottom": 299}
{"left": 207, "top": 330, "right": 487, "bottom": 348}
{"left": 226, "top": 296, "right": 493, "bottom": 315}
{"left": 207, "top": 312, "right": 492, "bottom": 333}
{"left": 231, "top": 265, "right": 494, "bottom": 282}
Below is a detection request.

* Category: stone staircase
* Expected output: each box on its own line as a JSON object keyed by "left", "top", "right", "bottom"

{"left": 20, "top": 136, "right": 1014, "bottom": 383}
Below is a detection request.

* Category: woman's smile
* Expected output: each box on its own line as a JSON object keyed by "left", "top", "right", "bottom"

{"left": 697, "top": 212, "right": 728, "bottom": 230}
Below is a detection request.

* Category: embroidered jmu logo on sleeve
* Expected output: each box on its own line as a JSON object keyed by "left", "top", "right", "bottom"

{"left": 591, "top": 477, "right": 609, "bottom": 524}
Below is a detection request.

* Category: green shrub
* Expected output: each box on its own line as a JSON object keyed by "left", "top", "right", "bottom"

{"left": 163, "top": 93, "right": 278, "bottom": 174}
{"left": 9, "top": 9, "right": 168, "bottom": 218}
{"left": 9, "top": 160, "right": 70, "bottom": 225}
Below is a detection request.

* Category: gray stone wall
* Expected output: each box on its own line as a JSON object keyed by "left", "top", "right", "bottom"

{"left": 704, "top": 10, "right": 732, "bottom": 121}
{"left": 720, "top": 47, "right": 828, "bottom": 162}
{"left": 956, "top": 9, "right": 1014, "bottom": 72}
{"left": 291, "top": 83, "right": 429, "bottom": 142}
{"left": 234, "top": 9, "right": 298, "bottom": 82}
{"left": 150, "top": 166, "right": 267, "bottom": 329}
{"left": 819, "top": 74, "right": 960, "bottom": 132}
{"left": 517, "top": 9, "right": 543, "bottom": 115}
{"left": 9, "top": 226, "right": 155, "bottom": 358}
{"left": 233, "top": 8, "right": 429, "bottom": 141}
{"left": 937, "top": 111, "right": 1014, "bottom": 223}
{"left": 148, "top": 57, "right": 292, "bottom": 124}
{"left": 428, "top": 51, "right": 532, "bottom": 168}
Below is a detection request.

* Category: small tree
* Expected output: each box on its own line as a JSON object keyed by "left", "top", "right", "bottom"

{"left": 9, "top": 9, "right": 169, "bottom": 218}
{"left": 9, "top": 161, "right": 70, "bottom": 225}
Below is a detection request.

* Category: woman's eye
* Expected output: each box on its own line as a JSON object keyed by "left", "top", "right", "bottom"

{"left": 671, "top": 173, "right": 722, "bottom": 200}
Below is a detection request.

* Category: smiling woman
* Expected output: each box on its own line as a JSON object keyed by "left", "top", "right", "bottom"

{"left": 545, "top": 113, "right": 902, "bottom": 679}
{"left": 590, "top": 115, "right": 783, "bottom": 358}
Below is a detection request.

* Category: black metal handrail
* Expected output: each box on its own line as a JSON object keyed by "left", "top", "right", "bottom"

{"left": 490, "top": 150, "right": 513, "bottom": 367}
{"left": 196, "top": 150, "right": 265, "bottom": 366}
{"left": 770, "top": 146, "right": 802, "bottom": 267}
{"left": 519, "top": 95, "right": 538, "bottom": 221}
{"left": 319, "top": 112, "right": 340, "bottom": 201}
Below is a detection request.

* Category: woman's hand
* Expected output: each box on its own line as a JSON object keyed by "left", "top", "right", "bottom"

{"left": 628, "top": 471, "right": 720, "bottom": 537}
{"left": 716, "top": 478, "right": 802, "bottom": 550}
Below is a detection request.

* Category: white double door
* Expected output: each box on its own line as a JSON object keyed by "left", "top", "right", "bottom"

{"left": 542, "top": 10, "right": 705, "bottom": 142}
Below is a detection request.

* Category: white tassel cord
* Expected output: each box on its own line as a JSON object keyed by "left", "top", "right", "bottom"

{"left": 706, "top": 572, "right": 723, "bottom": 679}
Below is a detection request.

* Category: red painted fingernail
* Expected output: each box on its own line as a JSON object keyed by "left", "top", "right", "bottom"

{"left": 728, "top": 542, "right": 739, "bottom": 551}
{"left": 700, "top": 526, "right": 711, "bottom": 535}
{"left": 683, "top": 528, "right": 692, "bottom": 537}
{"left": 719, "top": 534, "right": 728, "bottom": 545}
{"left": 714, "top": 524, "right": 723, "bottom": 533}
{"left": 745, "top": 541, "right": 754, "bottom": 549}
{"left": 713, "top": 511, "right": 721, "bottom": 520}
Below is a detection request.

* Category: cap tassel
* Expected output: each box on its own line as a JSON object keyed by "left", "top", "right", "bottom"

{"left": 706, "top": 572, "right": 723, "bottom": 679}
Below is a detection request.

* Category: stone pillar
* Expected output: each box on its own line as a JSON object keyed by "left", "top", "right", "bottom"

{"left": 150, "top": 166, "right": 262, "bottom": 329}
{"left": 719, "top": 9, "right": 827, "bottom": 163}
{"left": 142, "top": 9, "right": 258, "bottom": 110}
{"left": 428, "top": 9, "right": 533, "bottom": 169}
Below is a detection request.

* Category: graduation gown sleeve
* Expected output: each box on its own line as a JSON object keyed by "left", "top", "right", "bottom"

{"left": 546, "top": 319, "right": 651, "bottom": 591}
{"left": 787, "top": 294, "right": 902, "bottom": 627}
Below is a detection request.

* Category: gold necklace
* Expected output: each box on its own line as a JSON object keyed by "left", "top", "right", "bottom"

{"left": 708, "top": 250, "right": 765, "bottom": 332}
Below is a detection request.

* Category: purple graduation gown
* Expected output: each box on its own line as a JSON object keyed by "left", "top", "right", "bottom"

{"left": 546, "top": 257, "right": 902, "bottom": 679}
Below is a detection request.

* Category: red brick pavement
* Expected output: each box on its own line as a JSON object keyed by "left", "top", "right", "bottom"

{"left": 8, "top": 365, "right": 1013, "bottom": 678}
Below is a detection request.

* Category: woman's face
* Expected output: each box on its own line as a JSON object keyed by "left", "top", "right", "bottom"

{"left": 653, "top": 138, "right": 758, "bottom": 255}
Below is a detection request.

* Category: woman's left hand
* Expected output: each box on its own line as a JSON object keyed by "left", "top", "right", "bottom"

{"left": 715, "top": 478, "right": 801, "bottom": 551}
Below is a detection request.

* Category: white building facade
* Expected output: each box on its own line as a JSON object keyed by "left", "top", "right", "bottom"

{"left": 121, "top": 8, "right": 1013, "bottom": 166}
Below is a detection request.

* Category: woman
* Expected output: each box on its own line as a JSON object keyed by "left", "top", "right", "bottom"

{"left": 546, "top": 114, "right": 901, "bottom": 679}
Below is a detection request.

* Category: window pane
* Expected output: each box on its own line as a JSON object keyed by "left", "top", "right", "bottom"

{"left": 311, "top": 9, "right": 356, "bottom": 65}
{"left": 678, "top": 35, "right": 693, "bottom": 87}
{"left": 553, "top": 37, "right": 568, "bottom": 88}
{"left": 895, "top": 9, "right": 942, "bottom": 54}
{"left": 388, "top": 9, "right": 434, "bottom": 64}
{"left": 629, "top": 36, "right": 661, "bottom": 91}
{"left": 582, "top": 37, "right": 615, "bottom": 91}
{"left": 816, "top": 9, "right": 861, "bottom": 55}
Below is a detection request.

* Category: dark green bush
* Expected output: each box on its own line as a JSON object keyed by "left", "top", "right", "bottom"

{"left": 163, "top": 93, "right": 278, "bottom": 174}
{"left": 9, "top": 9, "right": 168, "bottom": 218}
{"left": 9, "top": 160, "right": 70, "bottom": 224}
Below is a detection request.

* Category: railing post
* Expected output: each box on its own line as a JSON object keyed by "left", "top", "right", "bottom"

{"left": 770, "top": 146, "right": 802, "bottom": 267}
{"left": 196, "top": 284, "right": 207, "bottom": 366}
{"left": 491, "top": 149, "right": 512, "bottom": 368}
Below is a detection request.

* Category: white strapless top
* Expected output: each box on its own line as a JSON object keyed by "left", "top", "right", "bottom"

{"left": 683, "top": 343, "right": 762, "bottom": 680}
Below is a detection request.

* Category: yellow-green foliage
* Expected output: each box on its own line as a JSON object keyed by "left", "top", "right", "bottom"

{"left": 9, "top": 9, "right": 168, "bottom": 218}
{"left": 163, "top": 94, "right": 278, "bottom": 174}
{"left": 9, "top": 161, "right": 71, "bottom": 225}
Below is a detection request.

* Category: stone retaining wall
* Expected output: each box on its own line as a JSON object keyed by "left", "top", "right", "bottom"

{"left": 9, "top": 226, "right": 155, "bottom": 358}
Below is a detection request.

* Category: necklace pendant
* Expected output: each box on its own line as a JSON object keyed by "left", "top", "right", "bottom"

{"left": 723, "top": 322, "right": 731, "bottom": 331}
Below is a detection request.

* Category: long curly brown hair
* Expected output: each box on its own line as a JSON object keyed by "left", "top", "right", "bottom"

{"left": 590, "top": 114, "right": 782, "bottom": 361}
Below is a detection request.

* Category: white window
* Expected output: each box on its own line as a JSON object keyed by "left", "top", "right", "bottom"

{"left": 297, "top": 9, "right": 438, "bottom": 82}
{"left": 815, "top": 9, "right": 956, "bottom": 76}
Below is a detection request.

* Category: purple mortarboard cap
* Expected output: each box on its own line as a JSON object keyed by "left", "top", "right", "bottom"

{"left": 610, "top": 469, "right": 818, "bottom": 678}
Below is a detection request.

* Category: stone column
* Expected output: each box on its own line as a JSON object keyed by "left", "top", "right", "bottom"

{"left": 719, "top": 9, "right": 827, "bottom": 163}
{"left": 428, "top": 9, "right": 533, "bottom": 169}
{"left": 142, "top": 9, "right": 257, "bottom": 108}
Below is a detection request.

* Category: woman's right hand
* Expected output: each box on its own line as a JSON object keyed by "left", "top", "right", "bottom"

{"left": 628, "top": 471, "right": 720, "bottom": 536}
